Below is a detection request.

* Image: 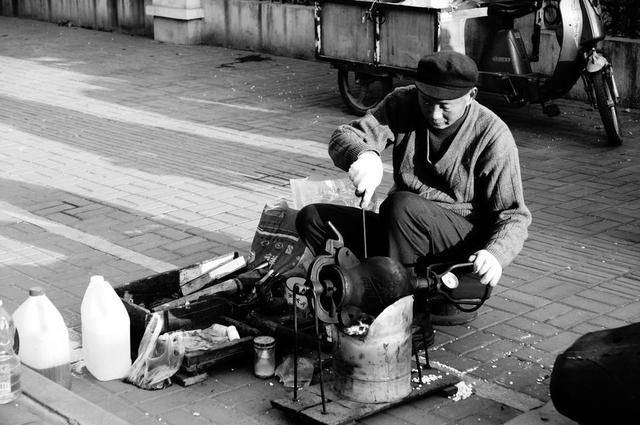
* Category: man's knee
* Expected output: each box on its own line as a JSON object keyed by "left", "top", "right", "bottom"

{"left": 295, "top": 204, "right": 317, "bottom": 239}
{"left": 380, "top": 191, "right": 439, "bottom": 223}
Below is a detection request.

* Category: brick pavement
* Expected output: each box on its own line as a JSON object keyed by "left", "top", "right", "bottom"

{"left": 0, "top": 16, "right": 638, "bottom": 425}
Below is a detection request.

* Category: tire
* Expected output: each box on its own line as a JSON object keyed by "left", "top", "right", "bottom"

{"left": 590, "top": 69, "right": 623, "bottom": 146}
{"left": 337, "top": 69, "right": 393, "bottom": 116}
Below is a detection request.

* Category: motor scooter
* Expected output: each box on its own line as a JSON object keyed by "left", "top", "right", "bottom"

{"left": 476, "top": 0, "right": 622, "bottom": 145}
{"left": 318, "top": 0, "right": 623, "bottom": 145}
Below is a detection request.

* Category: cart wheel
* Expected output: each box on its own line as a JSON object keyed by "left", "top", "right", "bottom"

{"left": 338, "top": 69, "right": 393, "bottom": 116}
{"left": 589, "top": 69, "right": 623, "bottom": 146}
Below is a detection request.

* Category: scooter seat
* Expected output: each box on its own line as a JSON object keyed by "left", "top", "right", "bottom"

{"left": 484, "top": 0, "right": 537, "bottom": 18}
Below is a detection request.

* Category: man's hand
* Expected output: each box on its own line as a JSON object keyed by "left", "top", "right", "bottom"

{"left": 469, "top": 250, "right": 502, "bottom": 287}
{"left": 348, "top": 151, "right": 383, "bottom": 208}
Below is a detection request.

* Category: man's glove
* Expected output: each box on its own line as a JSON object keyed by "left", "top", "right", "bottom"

{"left": 348, "top": 151, "right": 383, "bottom": 208}
{"left": 469, "top": 250, "right": 502, "bottom": 287}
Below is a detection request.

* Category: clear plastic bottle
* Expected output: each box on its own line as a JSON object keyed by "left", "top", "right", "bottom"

{"left": 0, "top": 299, "right": 21, "bottom": 404}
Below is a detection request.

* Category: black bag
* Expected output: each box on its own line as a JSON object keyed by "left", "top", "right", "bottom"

{"left": 550, "top": 322, "right": 640, "bottom": 425}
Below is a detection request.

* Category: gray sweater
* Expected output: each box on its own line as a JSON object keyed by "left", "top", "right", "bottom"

{"left": 329, "top": 86, "right": 531, "bottom": 267}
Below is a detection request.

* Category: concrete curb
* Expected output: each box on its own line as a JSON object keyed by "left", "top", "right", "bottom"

{"left": 22, "top": 367, "right": 131, "bottom": 425}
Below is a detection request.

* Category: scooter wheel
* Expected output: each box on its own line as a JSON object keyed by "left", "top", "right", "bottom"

{"left": 589, "top": 69, "right": 623, "bottom": 146}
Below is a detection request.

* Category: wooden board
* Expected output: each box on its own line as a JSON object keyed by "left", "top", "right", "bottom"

{"left": 378, "top": 8, "right": 436, "bottom": 68}
{"left": 320, "top": 2, "right": 375, "bottom": 63}
{"left": 271, "top": 367, "right": 459, "bottom": 425}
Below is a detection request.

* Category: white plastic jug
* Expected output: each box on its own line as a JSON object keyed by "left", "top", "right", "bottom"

{"left": 12, "top": 287, "right": 72, "bottom": 389}
{"left": 81, "top": 275, "right": 131, "bottom": 381}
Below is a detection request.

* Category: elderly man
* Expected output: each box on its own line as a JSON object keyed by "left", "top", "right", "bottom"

{"left": 296, "top": 51, "right": 531, "bottom": 325}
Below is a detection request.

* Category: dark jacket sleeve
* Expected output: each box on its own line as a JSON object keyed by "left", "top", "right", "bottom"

{"left": 328, "top": 87, "right": 414, "bottom": 171}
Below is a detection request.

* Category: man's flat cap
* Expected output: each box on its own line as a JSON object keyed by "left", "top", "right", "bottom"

{"left": 415, "top": 51, "right": 478, "bottom": 100}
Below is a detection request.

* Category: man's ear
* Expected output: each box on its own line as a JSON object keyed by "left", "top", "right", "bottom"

{"left": 464, "top": 87, "right": 478, "bottom": 107}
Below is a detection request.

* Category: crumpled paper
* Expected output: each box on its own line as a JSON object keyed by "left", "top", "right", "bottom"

{"left": 159, "top": 324, "right": 232, "bottom": 353}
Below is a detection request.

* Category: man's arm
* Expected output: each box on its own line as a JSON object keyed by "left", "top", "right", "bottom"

{"left": 477, "top": 133, "right": 532, "bottom": 270}
{"left": 328, "top": 88, "right": 413, "bottom": 206}
{"left": 328, "top": 87, "right": 412, "bottom": 171}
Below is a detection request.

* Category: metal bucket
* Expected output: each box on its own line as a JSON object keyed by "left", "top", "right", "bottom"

{"left": 332, "top": 295, "right": 414, "bottom": 403}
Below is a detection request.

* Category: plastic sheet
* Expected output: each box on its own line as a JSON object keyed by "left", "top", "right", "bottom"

{"left": 290, "top": 177, "right": 378, "bottom": 211}
{"left": 274, "top": 354, "right": 315, "bottom": 389}
{"left": 126, "top": 313, "right": 184, "bottom": 390}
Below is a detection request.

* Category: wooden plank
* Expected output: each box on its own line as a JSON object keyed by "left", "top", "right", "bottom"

{"left": 178, "top": 252, "right": 237, "bottom": 286}
{"left": 181, "top": 337, "right": 252, "bottom": 373}
{"left": 272, "top": 367, "right": 459, "bottom": 425}
{"left": 270, "top": 392, "right": 327, "bottom": 414}
{"left": 174, "top": 371, "right": 209, "bottom": 387}
{"left": 153, "top": 278, "right": 241, "bottom": 311}
{"left": 301, "top": 402, "right": 355, "bottom": 425}
{"left": 180, "top": 256, "right": 246, "bottom": 295}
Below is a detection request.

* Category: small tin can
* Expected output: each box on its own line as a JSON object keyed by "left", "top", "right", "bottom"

{"left": 253, "top": 336, "right": 276, "bottom": 378}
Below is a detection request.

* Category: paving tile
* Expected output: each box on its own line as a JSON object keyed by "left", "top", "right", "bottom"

{"left": 533, "top": 331, "right": 582, "bottom": 354}
{"left": 467, "top": 339, "right": 525, "bottom": 363}
{"left": 387, "top": 403, "right": 448, "bottom": 425}
{"left": 607, "top": 303, "right": 640, "bottom": 321}
{"left": 434, "top": 395, "right": 496, "bottom": 419}
{"left": 442, "top": 331, "right": 500, "bottom": 355}
{"left": 484, "top": 297, "right": 535, "bottom": 315}
{"left": 486, "top": 323, "right": 540, "bottom": 344}
{"left": 159, "top": 408, "right": 211, "bottom": 425}
{"left": 500, "top": 289, "right": 550, "bottom": 308}
{"left": 469, "top": 309, "right": 515, "bottom": 330}
{"left": 505, "top": 316, "right": 560, "bottom": 337}
{"left": 524, "top": 303, "right": 574, "bottom": 322}
{"left": 137, "top": 388, "right": 207, "bottom": 413}
{"left": 547, "top": 308, "right": 598, "bottom": 328}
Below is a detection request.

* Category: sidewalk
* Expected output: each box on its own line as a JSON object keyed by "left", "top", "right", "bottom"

{"left": 0, "top": 16, "right": 638, "bottom": 425}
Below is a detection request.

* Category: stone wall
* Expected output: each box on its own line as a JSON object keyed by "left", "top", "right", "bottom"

{"left": 0, "top": 0, "right": 153, "bottom": 35}
{"left": 200, "top": 0, "right": 315, "bottom": 59}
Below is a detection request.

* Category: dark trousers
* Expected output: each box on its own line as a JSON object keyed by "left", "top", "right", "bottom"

{"left": 295, "top": 191, "right": 487, "bottom": 271}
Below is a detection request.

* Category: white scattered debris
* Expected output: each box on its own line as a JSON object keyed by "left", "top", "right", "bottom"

{"left": 343, "top": 321, "right": 370, "bottom": 336}
{"left": 193, "top": 412, "right": 200, "bottom": 416}
{"left": 450, "top": 381, "right": 473, "bottom": 402}
{"left": 411, "top": 374, "right": 443, "bottom": 385}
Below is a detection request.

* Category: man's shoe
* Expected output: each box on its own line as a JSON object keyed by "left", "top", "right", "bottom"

{"left": 429, "top": 301, "right": 477, "bottom": 326}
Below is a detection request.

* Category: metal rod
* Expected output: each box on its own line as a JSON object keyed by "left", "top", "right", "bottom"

{"left": 422, "top": 331, "right": 431, "bottom": 369}
{"left": 362, "top": 207, "right": 367, "bottom": 259}
{"left": 312, "top": 291, "right": 327, "bottom": 414}
{"left": 293, "top": 285, "right": 299, "bottom": 401}
{"left": 414, "top": 345, "right": 422, "bottom": 383}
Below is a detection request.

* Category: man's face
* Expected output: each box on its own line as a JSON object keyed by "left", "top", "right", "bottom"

{"left": 417, "top": 88, "right": 476, "bottom": 130}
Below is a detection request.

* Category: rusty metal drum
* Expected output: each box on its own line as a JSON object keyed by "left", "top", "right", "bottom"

{"left": 332, "top": 295, "right": 414, "bottom": 403}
